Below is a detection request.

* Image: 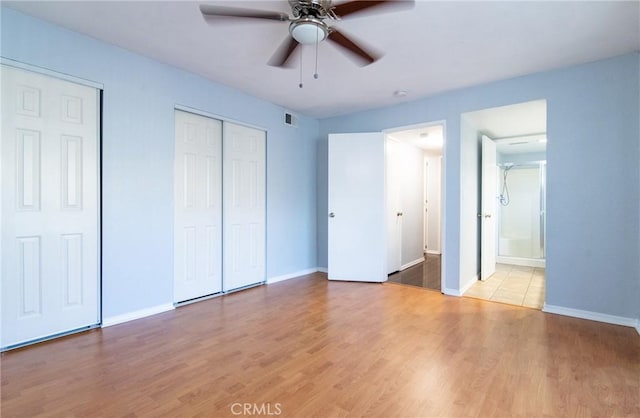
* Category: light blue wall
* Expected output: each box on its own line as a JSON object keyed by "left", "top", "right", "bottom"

{"left": 3, "top": 7, "right": 639, "bottom": 324}
{"left": 2, "top": 7, "right": 319, "bottom": 318}
{"left": 319, "top": 53, "right": 640, "bottom": 320}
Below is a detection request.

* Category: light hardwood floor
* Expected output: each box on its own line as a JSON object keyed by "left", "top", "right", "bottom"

{"left": 2, "top": 273, "right": 638, "bottom": 417}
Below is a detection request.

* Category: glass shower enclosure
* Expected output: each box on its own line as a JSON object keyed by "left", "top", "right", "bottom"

{"left": 497, "top": 161, "right": 546, "bottom": 266}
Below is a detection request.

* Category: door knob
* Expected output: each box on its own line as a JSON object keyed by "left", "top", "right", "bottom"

{"left": 329, "top": 212, "right": 335, "bottom": 218}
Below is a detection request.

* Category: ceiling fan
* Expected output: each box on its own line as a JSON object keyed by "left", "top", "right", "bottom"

{"left": 200, "top": 0, "right": 414, "bottom": 68}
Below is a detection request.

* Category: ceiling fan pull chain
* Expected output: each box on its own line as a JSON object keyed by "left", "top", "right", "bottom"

{"left": 314, "top": 22, "right": 319, "bottom": 79}
{"left": 299, "top": 46, "right": 304, "bottom": 88}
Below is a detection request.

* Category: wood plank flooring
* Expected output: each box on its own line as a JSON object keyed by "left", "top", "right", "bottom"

{"left": 2, "top": 273, "right": 638, "bottom": 417}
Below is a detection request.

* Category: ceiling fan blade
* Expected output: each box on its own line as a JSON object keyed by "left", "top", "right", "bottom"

{"left": 332, "top": 0, "right": 414, "bottom": 18}
{"left": 327, "top": 29, "right": 380, "bottom": 66}
{"left": 200, "top": 4, "right": 290, "bottom": 21}
{"left": 268, "top": 36, "right": 300, "bottom": 67}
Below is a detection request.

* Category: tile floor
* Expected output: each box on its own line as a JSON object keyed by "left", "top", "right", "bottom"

{"left": 464, "top": 263, "right": 545, "bottom": 309}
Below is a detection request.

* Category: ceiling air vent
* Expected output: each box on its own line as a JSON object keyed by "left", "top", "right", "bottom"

{"left": 284, "top": 112, "right": 297, "bottom": 127}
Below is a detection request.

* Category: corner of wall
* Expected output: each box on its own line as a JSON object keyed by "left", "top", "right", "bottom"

{"left": 266, "top": 268, "right": 321, "bottom": 284}
{"left": 443, "top": 274, "right": 477, "bottom": 297}
{"left": 461, "top": 274, "right": 478, "bottom": 295}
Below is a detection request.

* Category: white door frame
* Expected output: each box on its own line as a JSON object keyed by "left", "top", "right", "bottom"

{"left": 1, "top": 58, "right": 104, "bottom": 90}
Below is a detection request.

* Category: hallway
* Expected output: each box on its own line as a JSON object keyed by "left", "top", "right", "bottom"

{"left": 387, "top": 254, "right": 441, "bottom": 291}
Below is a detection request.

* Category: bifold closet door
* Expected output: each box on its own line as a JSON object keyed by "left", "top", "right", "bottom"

{"left": 1, "top": 65, "right": 100, "bottom": 349}
{"left": 174, "top": 110, "right": 222, "bottom": 302}
{"left": 222, "top": 122, "right": 266, "bottom": 291}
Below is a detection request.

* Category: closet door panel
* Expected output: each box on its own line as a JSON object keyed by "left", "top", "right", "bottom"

{"left": 1, "top": 65, "right": 99, "bottom": 349}
{"left": 174, "top": 110, "right": 222, "bottom": 302}
{"left": 223, "top": 122, "right": 265, "bottom": 291}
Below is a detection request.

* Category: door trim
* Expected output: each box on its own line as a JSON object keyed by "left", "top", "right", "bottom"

{"left": 1, "top": 58, "right": 104, "bottom": 89}
{"left": 2, "top": 324, "right": 101, "bottom": 352}
{"left": 174, "top": 104, "right": 267, "bottom": 132}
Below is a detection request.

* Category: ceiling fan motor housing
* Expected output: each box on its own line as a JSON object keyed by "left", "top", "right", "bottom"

{"left": 289, "top": 0, "right": 334, "bottom": 19}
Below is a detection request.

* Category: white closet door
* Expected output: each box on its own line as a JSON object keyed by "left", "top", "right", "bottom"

{"left": 174, "top": 110, "right": 222, "bottom": 302}
{"left": 222, "top": 122, "right": 266, "bottom": 291}
{"left": 1, "top": 65, "right": 99, "bottom": 348}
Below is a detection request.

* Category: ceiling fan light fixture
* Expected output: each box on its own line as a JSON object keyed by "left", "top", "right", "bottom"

{"left": 290, "top": 19, "right": 327, "bottom": 44}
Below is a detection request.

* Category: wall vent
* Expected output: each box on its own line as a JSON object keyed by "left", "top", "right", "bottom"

{"left": 284, "top": 112, "right": 297, "bottom": 127}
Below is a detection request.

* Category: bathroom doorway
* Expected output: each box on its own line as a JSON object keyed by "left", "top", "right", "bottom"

{"left": 462, "top": 100, "right": 547, "bottom": 309}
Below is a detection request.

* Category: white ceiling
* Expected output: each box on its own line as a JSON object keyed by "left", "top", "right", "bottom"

{"left": 462, "top": 99, "right": 547, "bottom": 155}
{"left": 6, "top": 1, "right": 640, "bottom": 119}
{"left": 494, "top": 134, "right": 547, "bottom": 155}
{"left": 387, "top": 124, "right": 443, "bottom": 154}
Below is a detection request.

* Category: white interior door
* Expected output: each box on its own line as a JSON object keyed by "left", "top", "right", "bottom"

{"left": 174, "top": 110, "right": 222, "bottom": 302}
{"left": 223, "top": 122, "right": 266, "bottom": 291}
{"left": 1, "top": 65, "right": 99, "bottom": 348}
{"left": 481, "top": 135, "right": 497, "bottom": 280}
{"left": 328, "top": 133, "right": 386, "bottom": 282}
{"left": 386, "top": 139, "right": 402, "bottom": 274}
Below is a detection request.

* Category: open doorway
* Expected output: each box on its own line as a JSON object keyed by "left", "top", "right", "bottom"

{"left": 461, "top": 100, "right": 547, "bottom": 309}
{"left": 384, "top": 122, "right": 444, "bottom": 292}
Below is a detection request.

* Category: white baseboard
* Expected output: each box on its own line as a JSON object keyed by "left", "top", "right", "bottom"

{"left": 102, "top": 303, "right": 174, "bottom": 327}
{"left": 317, "top": 267, "right": 328, "bottom": 273}
{"left": 267, "top": 268, "right": 320, "bottom": 284}
{"left": 442, "top": 287, "right": 461, "bottom": 296}
{"left": 400, "top": 257, "right": 424, "bottom": 271}
{"left": 443, "top": 274, "right": 478, "bottom": 297}
{"left": 543, "top": 304, "right": 638, "bottom": 329}
{"left": 425, "top": 249, "right": 441, "bottom": 255}
{"left": 496, "top": 256, "right": 545, "bottom": 268}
